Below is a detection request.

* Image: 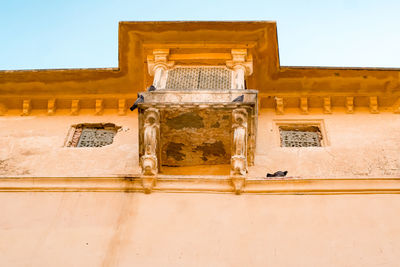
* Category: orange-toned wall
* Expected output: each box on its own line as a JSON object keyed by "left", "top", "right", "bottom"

{"left": 1, "top": 21, "right": 400, "bottom": 266}
{"left": 1, "top": 192, "right": 400, "bottom": 266}
{"left": 1, "top": 110, "right": 400, "bottom": 178}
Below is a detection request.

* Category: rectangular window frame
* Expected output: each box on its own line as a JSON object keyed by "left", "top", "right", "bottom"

{"left": 64, "top": 123, "right": 120, "bottom": 148}
{"left": 273, "top": 119, "right": 329, "bottom": 147}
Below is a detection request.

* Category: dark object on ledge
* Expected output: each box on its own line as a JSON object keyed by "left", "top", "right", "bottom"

{"left": 232, "top": 95, "right": 244, "bottom": 102}
{"left": 130, "top": 94, "right": 144, "bottom": 111}
{"left": 266, "top": 171, "right": 288, "bottom": 178}
{"left": 147, "top": 85, "right": 156, "bottom": 91}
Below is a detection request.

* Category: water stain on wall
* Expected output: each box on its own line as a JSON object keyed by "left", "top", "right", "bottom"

{"left": 166, "top": 112, "right": 204, "bottom": 130}
{"left": 195, "top": 141, "right": 226, "bottom": 162}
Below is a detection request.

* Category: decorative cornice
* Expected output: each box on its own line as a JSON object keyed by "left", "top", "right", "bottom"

{"left": 0, "top": 94, "right": 399, "bottom": 116}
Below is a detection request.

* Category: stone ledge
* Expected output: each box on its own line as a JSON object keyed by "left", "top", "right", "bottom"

{"left": 1, "top": 176, "right": 400, "bottom": 195}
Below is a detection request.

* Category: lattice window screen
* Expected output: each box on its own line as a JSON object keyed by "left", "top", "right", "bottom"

{"left": 77, "top": 129, "right": 116, "bottom": 147}
{"left": 166, "top": 67, "right": 231, "bottom": 90}
{"left": 67, "top": 124, "right": 118, "bottom": 147}
{"left": 279, "top": 127, "right": 322, "bottom": 147}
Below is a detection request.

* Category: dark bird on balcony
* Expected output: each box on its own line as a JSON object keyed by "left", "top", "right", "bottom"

{"left": 147, "top": 85, "right": 156, "bottom": 92}
{"left": 266, "top": 171, "right": 288, "bottom": 178}
{"left": 130, "top": 94, "right": 144, "bottom": 111}
{"left": 232, "top": 95, "right": 244, "bottom": 102}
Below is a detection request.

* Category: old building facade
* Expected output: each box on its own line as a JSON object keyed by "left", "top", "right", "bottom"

{"left": 1, "top": 21, "right": 400, "bottom": 266}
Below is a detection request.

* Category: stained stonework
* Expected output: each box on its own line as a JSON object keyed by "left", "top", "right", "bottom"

{"left": 138, "top": 90, "right": 257, "bottom": 171}
{"left": 161, "top": 108, "right": 232, "bottom": 166}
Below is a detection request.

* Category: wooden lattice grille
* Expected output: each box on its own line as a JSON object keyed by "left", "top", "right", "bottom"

{"left": 166, "top": 67, "right": 231, "bottom": 90}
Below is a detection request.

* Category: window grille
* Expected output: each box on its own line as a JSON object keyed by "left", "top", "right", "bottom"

{"left": 67, "top": 123, "right": 119, "bottom": 147}
{"left": 77, "top": 128, "right": 116, "bottom": 147}
{"left": 166, "top": 67, "right": 231, "bottom": 90}
{"left": 279, "top": 126, "right": 322, "bottom": 147}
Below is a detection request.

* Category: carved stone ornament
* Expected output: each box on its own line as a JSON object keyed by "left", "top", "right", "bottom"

{"left": 226, "top": 49, "right": 253, "bottom": 89}
{"left": 323, "top": 97, "right": 332, "bottom": 114}
{"left": 47, "top": 99, "right": 56, "bottom": 116}
{"left": 275, "top": 97, "right": 284, "bottom": 115}
{"left": 141, "top": 108, "right": 160, "bottom": 177}
{"left": 346, "top": 97, "right": 354, "bottom": 114}
{"left": 141, "top": 176, "right": 156, "bottom": 194}
{"left": 71, "top": 100, "right": 80, "bottom": 116}
{"left": 147, "top": 49, "right": 175, "bottom": 89}
{"left": 369, "top": 96, "right": 379, "bottom": 114}
{"left": 231, "top": 176, "right": 246, "bottom": 195}
{"left": 21, "top": 99, "right": 31, "bottom": 116}
{"left": 95, "top": 99, "right": 104, "bottom": 115}
{"left": 300, "top": 97, "right": 308, "bottom": 114}
{"left": 231, "top": 108, "right": 248, "bottom": 177}
{"left": 118, "top": 99, "right": 127, "bottom": 116}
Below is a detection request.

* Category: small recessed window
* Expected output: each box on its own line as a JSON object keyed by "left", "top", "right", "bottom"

{"left": 279, "top": 125, "right": 322, "bottom": 147}
{"left": 66, "top": 123, "right": 120, "bottom": 147}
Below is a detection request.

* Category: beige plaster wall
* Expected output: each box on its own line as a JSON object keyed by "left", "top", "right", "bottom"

{"left": 253, "top": 109, "right": 400, "bottom": 178}
{"left": 0, "top": 111, "right": 140, "bottom": 177}
{"left": 1, "top": 109, "right": 400, "bottom": 178}
{"left": 1, "top": 192, "right": 400, "bottom": 267}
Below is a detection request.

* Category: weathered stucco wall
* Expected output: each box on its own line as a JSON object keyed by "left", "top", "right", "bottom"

{"left": 1, "top": 109, "right": 400, "bottom": 178}
{"left": 253, "top": 109, "right": 400, "bottom": 178}
{"left": 1, "top": 192, "right": 400, "bottom": 267}
{"left": 0, "top": 112, "right": 139, "bottom": 177}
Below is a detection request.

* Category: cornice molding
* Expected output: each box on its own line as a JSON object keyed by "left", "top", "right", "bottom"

{"left": 1, "top": 176, "right": 400, "bottom": 195}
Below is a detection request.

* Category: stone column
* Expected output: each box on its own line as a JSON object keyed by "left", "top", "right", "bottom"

{"left": 141, "top": 108, "right": 160, "bottom": 193}
{"left": 231, "top": 108, "right": 248, "bottom": 194}
{"left": 147, "top": 49, "right": 175, "bottom": 89}
{"left": 226, "top": 49, "right": 253, "bottom": 90}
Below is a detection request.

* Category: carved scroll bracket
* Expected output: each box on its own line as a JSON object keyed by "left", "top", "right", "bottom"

{"left": 231, "top": 108, "right": 248, "bottom": 194}
{"left": 140, "top": 108, "right": 160, "bottom": 193}
{"left": 226, "top": 49, "right": 253, "bottom": 90}
{"left": 147, "top": 49, "right": 175, "bottom": 89}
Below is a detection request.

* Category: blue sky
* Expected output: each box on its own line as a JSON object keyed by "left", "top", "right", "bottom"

{"left": 1, "top": 0, "right": 399, "bottom": 70}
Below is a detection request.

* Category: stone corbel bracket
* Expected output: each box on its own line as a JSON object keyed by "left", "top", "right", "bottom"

{"left": 147, "top": 49, "right": 175, "bottom": 89}
{"left": 118, "top": 99, "right": 127, "bottom": 116}
{"left": 71, "top": 100, "right": 80, "bottom": 116}
{"left": 47, "top": 99, "right": 56, "bottom": 116}
{"left": 95, "top": 99, "right": 104, "bottom": 115}
{"left": 231, "top": 108, "right": 248, "bottom": 194}
{"left": 141, "top": 176, "right": 157, "bottom": 194}
{"left": 21, "top": 99, "right": 31, "bottom": 116}
{"left": 140, "top": 108, "right": 160, "bottom": 193}
{"left": 226, "top": 49, "right": 253, "bottom": 90}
